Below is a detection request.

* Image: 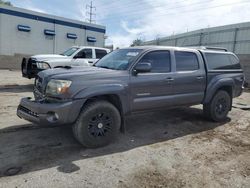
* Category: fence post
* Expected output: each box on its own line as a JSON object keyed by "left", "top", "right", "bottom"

{"left": 232, "top": 28, "right": 239, "bottom": 53}
{"left": 199, "top": 32, "right": 203, "bottom": 46}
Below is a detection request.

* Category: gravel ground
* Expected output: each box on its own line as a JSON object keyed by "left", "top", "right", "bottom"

{"left": 0, "top": 70, "right": 249, "bottom": 188}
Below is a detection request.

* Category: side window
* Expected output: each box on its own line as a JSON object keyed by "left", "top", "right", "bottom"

{"left": 205, "top": 53, "right": 241, "bottom": 70}
{"left": 138, "top": 51, "right": 171, "bottom": 73}
{"left": 229, "top": 55, "right": 241, "bottom": 69}
{"left": 95, "top": 49, "right": 108, "bottom": 59}
{"left": 175, "top": 51, "right": 199, "bottom": 71}
{"left": 75, "top": 49, "right": 92, "bottom": 59}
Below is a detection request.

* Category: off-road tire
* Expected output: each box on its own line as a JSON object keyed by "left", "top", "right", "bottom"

{"left": 72, "top": 100, "right": 121, "bottom": 148}
{"left": 203, "top": 90, "right": 231, "bottom": 122}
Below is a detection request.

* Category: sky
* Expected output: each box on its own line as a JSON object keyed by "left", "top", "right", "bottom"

{"left": 8, "top": 0, "right": 250, "bottom": 48}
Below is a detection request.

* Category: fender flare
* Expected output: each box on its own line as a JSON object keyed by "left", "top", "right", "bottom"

{"left": 73, "top": 84, "right": 129, "bottom": 115}
{"left": 203, "top": 78, "right": 234, "bottom": 104}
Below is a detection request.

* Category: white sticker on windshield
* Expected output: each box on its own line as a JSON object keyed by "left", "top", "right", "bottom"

{"left": 127, "top": 52, "right": 139, "bottom": 56}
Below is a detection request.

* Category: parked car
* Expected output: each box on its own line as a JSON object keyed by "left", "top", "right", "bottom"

{"left": 17, "top": 46, "right": 244, "bottom": 148}
{"left": 21, "top": 46, "right": 110, "bottom": 79}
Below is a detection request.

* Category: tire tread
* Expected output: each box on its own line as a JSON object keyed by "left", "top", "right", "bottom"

{"left": 203, "top": 90, "right": 231, "bottom": 122}
{"left": 72, "top": 100, "right": 121, "bottom": 148}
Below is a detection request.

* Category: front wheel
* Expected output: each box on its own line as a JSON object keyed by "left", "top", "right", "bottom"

{"left": 73, "top": 100, "right": 121, "bottom": 148}
{"left": 203, "top": 90, "right": 231, "bottom": 122}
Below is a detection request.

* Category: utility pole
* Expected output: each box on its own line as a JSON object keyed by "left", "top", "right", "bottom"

{"left": 86, "top": 1, "right": 96, "bottom": 23}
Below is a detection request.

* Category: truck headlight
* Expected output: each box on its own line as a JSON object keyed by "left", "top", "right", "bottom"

{"left": 46, "top": 80, "right": 72, "bottom": 95}
{"left": 37, "top": 62, "right": 50, "bottom": 69}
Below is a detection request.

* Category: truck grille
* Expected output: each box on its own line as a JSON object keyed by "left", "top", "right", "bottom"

{"left": 18, "top": 105, "right": 39, "bottom": 117}
{"left": 28, "top": 58, "right": 37, "bottom": 69}
{"left": 35, "top": 76, "right": 44, "bottom": 93}
{"left": 34, "top": 75, "right": 46, "bottom": 100}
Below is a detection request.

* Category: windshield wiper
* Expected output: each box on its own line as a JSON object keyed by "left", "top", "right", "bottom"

{"left": 98, "top": 66, "right": 113, "bottom": 70}
{"left": 55, "top": 66, "right": 72, "bottom": 69}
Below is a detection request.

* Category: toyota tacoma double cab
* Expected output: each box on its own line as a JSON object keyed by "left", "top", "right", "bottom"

{"left": 21, "top": 46, "right": 110, "bottom": 79}
{"left": 17, "top": 46, "right": 244, "bottom": 148}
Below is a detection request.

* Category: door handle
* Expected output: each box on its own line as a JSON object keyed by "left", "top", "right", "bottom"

{"left": 196, "top": 76, "right": 204, "bottom": 80}
{"left": 166, "top": 77, "right": 174, "bottom": 83}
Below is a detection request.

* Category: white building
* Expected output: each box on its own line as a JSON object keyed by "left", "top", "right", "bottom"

{"left": 0, "top": 5, "right": 106, "bottom": 69}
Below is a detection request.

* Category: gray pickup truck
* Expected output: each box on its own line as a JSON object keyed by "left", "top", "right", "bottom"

{"left": 17, "top": 46, "right": 244, "bottom": 148}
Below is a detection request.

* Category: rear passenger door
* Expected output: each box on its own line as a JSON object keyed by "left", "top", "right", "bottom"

{"left": 93, "top": 49, "right": 108, "bottom": 64}
{"left": 130, "top": 50, "right": 175, "bottom": 112}
{"left": 171, "top": 50, "right": 206, "bottom": 105}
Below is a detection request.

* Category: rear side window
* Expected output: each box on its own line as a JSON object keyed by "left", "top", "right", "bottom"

{"left": 175, "top": 51, "right": 199, "bottom": 71}
{"left": 205, "top": 53, "right": 241, "bottom": 70}
{"left": 95, "top": 49, "right": 108, "bottom": 59}
{"left": 138, "top": 50, "right": 171, "bottom": 73}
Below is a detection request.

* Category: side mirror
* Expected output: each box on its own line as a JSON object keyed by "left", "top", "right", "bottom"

{"left": 134, "top": 63, "right": 152, "bottom": 74}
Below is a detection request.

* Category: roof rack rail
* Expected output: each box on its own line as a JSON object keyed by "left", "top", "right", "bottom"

{"left": 186, "top": 46, "right": 228, "bottom": 52}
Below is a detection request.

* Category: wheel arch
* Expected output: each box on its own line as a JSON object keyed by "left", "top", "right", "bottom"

{"left": 77, "top": 93, "right": 127, "bottom": 132}
{"left": 84, "top": 94, "right": 123, "bottom": 114}
{"left": 203, "top": 78, "right": 234, "bottom": 104}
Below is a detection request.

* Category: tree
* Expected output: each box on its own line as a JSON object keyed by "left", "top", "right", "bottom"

{"left": 130, "top": 38, "right": 143, "bottom": 47}
{"left": 0, "top": 0, "right": 13, "bottom": 6}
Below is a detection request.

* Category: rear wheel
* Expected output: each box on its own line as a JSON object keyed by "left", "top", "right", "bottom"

{"left": 73, "top": 100, "right": 121, "bottom": 148}
{"left": 203, "top": 90, "right": 231, "bottom": 122}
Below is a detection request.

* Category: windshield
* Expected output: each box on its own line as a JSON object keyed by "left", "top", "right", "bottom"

{"left": 60, "top": 47, "right": 79, "bottom": 56}
{"left": 94, "top": 49, "right": 143, "bottom": 70}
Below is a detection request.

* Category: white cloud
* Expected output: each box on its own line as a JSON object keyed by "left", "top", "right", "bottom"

{"left": 105, "top": 0, "right": 250, "bottom": 48}
{"left": 10, "top": 0, "right": 250, "bottom": 48}
{"left": 15, "top": 0, "right": 47, "bottom": 14}
{"left": 24, "top": 6, "right": 47, "bottom": 14}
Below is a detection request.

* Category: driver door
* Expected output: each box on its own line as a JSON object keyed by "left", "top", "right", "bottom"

{"left": 72, "top": 48, "right": 93, "bottom": 65}
{"left": 130, "top": 50, "right": 175, "bottom": 112}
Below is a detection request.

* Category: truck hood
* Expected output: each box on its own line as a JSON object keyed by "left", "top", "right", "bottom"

{"left": 31, "top": 54, "right": 69, "bottom": 62}
{"left": 38, "top": 66, "right": 129, "bottom": 89}
{"left": 40, "top": 66, "right": 127, "bottom": 80}
{"left": 37, "top": 66, "right": 129, "bottom": 98}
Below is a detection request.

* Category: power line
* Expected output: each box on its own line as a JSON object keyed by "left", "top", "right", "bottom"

{"left": 97, "top": 1, "right": 250, "bottom": 24}
{"left": 96, "top": 0, "right": 190, "bottom": 10}
{"left": 97, "top": 0, "right": 211, "bottom": 22}
{"left": 86, "top": 1, "right": 96, "bottom": 23}
{"left": 95, "top": 0, "right": 197, "bottom": 23}
{"left": 96, "top": 0, "right": 200, "bottom": 18}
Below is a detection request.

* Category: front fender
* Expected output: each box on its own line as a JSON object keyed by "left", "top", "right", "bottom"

{"left": 73, "top": 84, "right": 129, "bottom": 114}
{"left": 203, "top": 78, "right": 234, "bottom": 104}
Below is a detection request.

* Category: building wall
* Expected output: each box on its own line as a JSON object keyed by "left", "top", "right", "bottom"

{"left": 143, "top": 22, "right": 250, "bottom": 83}
{"left": 144, "top": 22, "right": 250, "bottom": 54}
{"left": 238, "top": 55, "right": 250, "bottom": 84}
{"left": 0, "top": 5, "right": 106, "bottom": 69}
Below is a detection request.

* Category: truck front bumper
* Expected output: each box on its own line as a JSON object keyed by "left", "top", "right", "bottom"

{"left": 17, "top": 98, "right": 86, "bottom": 126}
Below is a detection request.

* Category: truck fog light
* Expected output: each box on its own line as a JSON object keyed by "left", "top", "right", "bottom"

{"left": 47, "top": 112, "right": 59, "bottom": 122}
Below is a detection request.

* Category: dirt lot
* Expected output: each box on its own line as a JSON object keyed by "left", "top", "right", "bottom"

{"left": 0, "top": 70, "right": 249, "bottom": 188}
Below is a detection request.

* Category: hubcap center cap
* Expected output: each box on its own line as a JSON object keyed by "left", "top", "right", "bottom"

{"left": 97, "top": 123, "right": 103, "bottom": 129}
